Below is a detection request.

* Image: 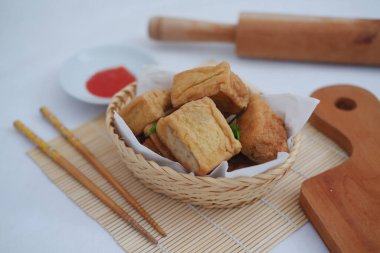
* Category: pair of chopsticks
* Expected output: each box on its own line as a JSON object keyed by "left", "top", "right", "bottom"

{"left": 14, "top": 107, "right": 165, "bottom": 244}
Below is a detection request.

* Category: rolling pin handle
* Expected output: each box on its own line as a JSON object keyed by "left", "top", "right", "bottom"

{"left": 149, "top": 16, "right": 235, "bottom": 42}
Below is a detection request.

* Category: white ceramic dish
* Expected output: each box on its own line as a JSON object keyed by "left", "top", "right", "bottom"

{"left": 59, "top": 45, "right": 157, "bottom": 104}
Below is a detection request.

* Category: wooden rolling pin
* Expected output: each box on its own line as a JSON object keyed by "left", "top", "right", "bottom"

{"left": 149, "top": 13, "right": 380, "bottom": 65}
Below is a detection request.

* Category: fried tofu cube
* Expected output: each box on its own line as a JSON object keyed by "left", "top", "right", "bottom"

{"left": 144, "top": 124, "right": 176, "bottom": 161}
{"left": 156, "top": 97, "right": 241, "bottom": 176}
{"left": 143, "top": 138, "right": 159, "bottom": 153}
{"left": 119, "top": 89, "right": 171, "bottom": 135}
{"left": 171, "top": 61, "right": 249, "bottom": 113}
{"left": 237, "top": 94, "right": 288, "bottom": 164}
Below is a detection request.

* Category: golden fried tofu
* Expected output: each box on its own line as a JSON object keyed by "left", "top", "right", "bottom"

{"left": 171, "top": 61, "right": 249, "bottom": 113}
{"left": 143, "top": 138, "right": 159, "bottom": 153}
{"left": 156, "top": 97, "right": 241, "bottom": 176}
{"left": 144, "top": 124, "right": 176, "bottom": 161}
{"left": 119, "top": 89, "right": 171, "bottom": 135}
{"left": 237, "top": 94, "right": 288, "bottom": 164}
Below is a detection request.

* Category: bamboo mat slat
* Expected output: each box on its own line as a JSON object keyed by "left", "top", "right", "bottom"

{"left": 27, "top": 116, "right": 347, "bottom": 253}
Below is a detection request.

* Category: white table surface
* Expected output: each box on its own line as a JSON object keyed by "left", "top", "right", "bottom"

{"left": 1, "top": 0, "right": 379, "bottom": 252}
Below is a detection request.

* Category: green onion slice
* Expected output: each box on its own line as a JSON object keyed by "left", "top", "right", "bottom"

{"left": 230, "top": 123, "right": 240, "bottom": 141}
{"left": 146, "top": 123, "right": 157, "bottom": 137}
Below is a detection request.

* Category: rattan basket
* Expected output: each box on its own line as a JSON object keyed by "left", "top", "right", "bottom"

{"left": 106, "top": 83, "right": 301, "bottom": 208}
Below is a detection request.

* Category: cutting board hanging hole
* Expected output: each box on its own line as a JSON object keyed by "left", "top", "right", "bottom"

{"left": 335, "top": 97, "right": 357, "bottom": 111}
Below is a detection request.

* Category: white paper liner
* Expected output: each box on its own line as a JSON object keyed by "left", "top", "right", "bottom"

{"left": 114, "top": 66, "right": 319, "bottom": 178}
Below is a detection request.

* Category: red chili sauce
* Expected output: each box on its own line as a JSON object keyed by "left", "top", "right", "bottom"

{"left": 86, "top": 66, "right": 136, "bottom": 98}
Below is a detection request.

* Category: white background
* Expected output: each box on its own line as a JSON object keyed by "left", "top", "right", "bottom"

{"left": 1, "top": 0, "right": 379, "bottom": 252}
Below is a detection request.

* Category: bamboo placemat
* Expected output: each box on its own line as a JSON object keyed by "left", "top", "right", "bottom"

{"left": 28, "top": 116, "right": 347, "bottom": 252}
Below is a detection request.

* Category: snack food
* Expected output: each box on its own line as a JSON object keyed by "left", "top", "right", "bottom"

{"left": 143, "top": 138, "right": 159, "bottom": 153}
{"left": 171, "top": 61, "right": 249, "bottom": 113}
{"left": 237, "top": 94, "right": 288, "bottom": 163}
{"left": 144, "top": 123, "right": 176, "bottom": 160}
{"left": 156, "top": 97, "right": 241, "bottom": 175}
{"left": 119, "top": 89, "right": 171, "bottom": 135}
{"left": 118, "top": 61, "right": 291, "bottom": 177}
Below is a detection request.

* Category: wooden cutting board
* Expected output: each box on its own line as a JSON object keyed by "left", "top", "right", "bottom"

{"left": 300, "top": 85, "right": 380, "bottom": 253}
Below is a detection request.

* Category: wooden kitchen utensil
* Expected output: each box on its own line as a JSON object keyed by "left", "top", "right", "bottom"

{"left": 39, "top": 107, "right": 166, "bottom": 237}
{"left": 149, "top": 13, "right": 380, "bottom": 65}
{"left": 14, "top": 120, "right": 158, "bottom": 244}
{"left": 300, "top": 85, "right": 380, "bottom": 253}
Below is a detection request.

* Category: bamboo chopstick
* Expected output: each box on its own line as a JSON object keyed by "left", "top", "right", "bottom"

{"left": 40, "top": 107, "right": 166, "bottom": 237}
{"left": 14, "top": 120, "right": 158, "bottom": 244}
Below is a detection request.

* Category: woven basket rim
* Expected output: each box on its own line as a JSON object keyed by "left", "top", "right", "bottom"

{"left": 105, "top": 83, "right": 301, "bottom": 184}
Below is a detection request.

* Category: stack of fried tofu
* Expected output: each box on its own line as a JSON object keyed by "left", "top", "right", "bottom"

{"left": 119, "top": 61, "right": 288, "bottom": 176}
